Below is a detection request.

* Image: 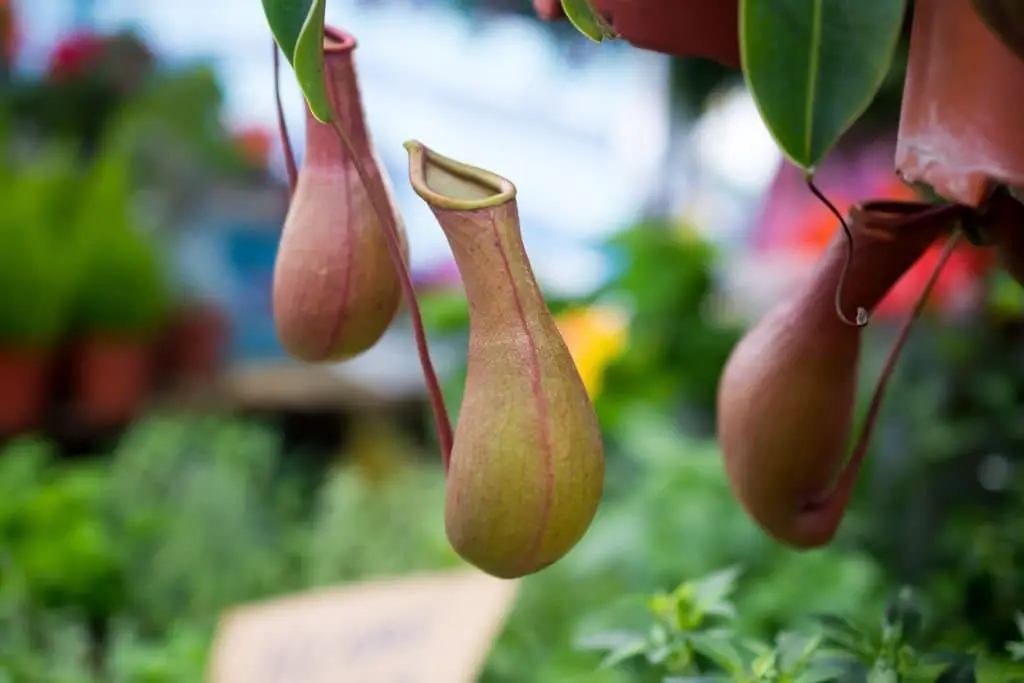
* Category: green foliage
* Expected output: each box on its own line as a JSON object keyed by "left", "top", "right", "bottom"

{"left": 595, "top": 221, "right": 741, "bottom": 435}
{"left": 0, "top": 413, "right": 459, "bottom": 681}
{"left": 0, "top": 449, "right": 121, "bottom": 620}
{"left": 479, "top": 410, "right": 889, "bottom": 683}
{"left": 739, "top": 0, "right": 908, "bottom": 171}
{"left": 109, "top": 65, "right": 255, "bottom": 187}
{"left": 582, "top": 570, "right": 1024, "bottom": 683}
{"left": 0, "top": 398, "right": 1018, "bottom": 682}
{"left": 0, "top": 592, "right": 211, "bottom": 683}
{"left": 853, "top": 309, "right": 1024, "bottom": 652}
{"left": 301, "top": 464, "right": 459, "bottom": 585}
{"left": 104, "top": 415, "right": 300, "bottom": 630}
{"left": 70, "top": 147, "right": 170, "bottom": 337}
{"left": 0, "top": 149, "right": 80, "bottom": 347}
{"left": 1008, "top": 614, "right": 1024, "bottom": 661}
{"left": 263, "top": 0, "right": 332, "bottom": 121}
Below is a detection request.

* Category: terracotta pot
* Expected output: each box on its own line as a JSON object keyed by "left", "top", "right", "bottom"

{"left": 163, "top": 303, "right": 230, "bottom": 386}
{"left": 896, "top": 0, "right": 1024, "bottom": 207}
{"left": 532, "top": 0, "right": 740, "bottom": 67}
{"left": 74, "top": 336, "right": 153, "bottom": 427}
{"left": 0, "top": 348, "right": 52, "bottom": 437}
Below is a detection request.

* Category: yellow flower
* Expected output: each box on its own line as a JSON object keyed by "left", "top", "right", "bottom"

{"left": 555, "top": 305, "right": 628, "bottom": 399}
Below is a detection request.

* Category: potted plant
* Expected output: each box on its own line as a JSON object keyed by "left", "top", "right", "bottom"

{"left": 159, "top": 295, "right": 230, "bottom": 392}
{"left": 0, "top": 158, "right": 76, "bottom": 437}
{"left": 69, "top": 148, "right": 170, "bottom": 428}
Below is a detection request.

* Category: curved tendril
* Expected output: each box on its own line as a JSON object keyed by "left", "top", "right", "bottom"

{"left": 272, "top": 40, "right": 298, "bottom": 194}
{"left": 806, "top": 178, "right": 869, "bottom": 327}
{"left": 322, "top": 58, "right": 455, "bottom": 469}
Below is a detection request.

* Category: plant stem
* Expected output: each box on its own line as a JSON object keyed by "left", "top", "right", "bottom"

{"left": 322, "top": 58, "right": 455, "bottom": 469}
{"left": 273, "top": 39, "right": 298, "bottom": 193}
{"left": 807, "top": 178, "right": 869, "bottom": 328}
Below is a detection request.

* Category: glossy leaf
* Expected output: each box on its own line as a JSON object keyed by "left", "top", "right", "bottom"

{"left": 262, "top": 0, "right": 333, "bottom": 122}
{"left": 560, "top": 0, "right": 618, "bottom": 42}
{"left": 262, "top": 0, "right": 313, "bottom": 67}
{"left": 740, "top": 0, "right": 907, "bottom": 171}
{"left": 292, "top": 0, "right": 332, "bottom": 122}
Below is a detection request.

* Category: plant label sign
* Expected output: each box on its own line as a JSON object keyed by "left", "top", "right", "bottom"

{"left": 209, "top": 569, "right": 519, "bottom": 683}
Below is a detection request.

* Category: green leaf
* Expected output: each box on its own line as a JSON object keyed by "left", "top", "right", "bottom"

{"left": 794, "top": 664, "right": 849, "bottom": 683}
{"left": 691, "top": 566, "right": 742, "bottom": 613}
{"left": 810, "top": 614, "right": 873, "bottom": 659}
{"left": 740, "top": 0, "right": 908, "bottom": 171}
{"left": 262, "top": 0, "right": 333, "bottom": 122}
{"left": 292, "top": 0, "right": 332, "bottom": 122}
{"left": 776, "top": 632, "right": 821, "bottom": 672}
{"left": 560, "top": 0, "right": 619, "bottom": 42}
{"left": 262, "top": 0, "right": 313, "bottom": 67}
{"left": 688, "top": 633, "right": 746, "bottom": 673}
{"left": 575, "top": 629, "right": 650, "bottom": 668}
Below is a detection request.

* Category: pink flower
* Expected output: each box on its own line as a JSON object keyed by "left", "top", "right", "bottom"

{"left": 47, "top": 31, "right": 106, "bottom": 81}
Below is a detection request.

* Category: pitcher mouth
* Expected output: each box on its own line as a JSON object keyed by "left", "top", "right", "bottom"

{"left": 324, "top": 25, "right": 357, "bottom": 53}
{"left": 404, "top": 140, "right": 516, "bottom": 211}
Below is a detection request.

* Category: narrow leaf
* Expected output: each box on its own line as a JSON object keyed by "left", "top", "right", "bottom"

{"left": 262, "top": 0, "right": 314, "bottom": 67}
{"left": 688, "top": 632, "right": 746, "bottom": 673}
{"left": 691, "top": 565, "right": 741, "bottom": 612}
{"left": 575, "top": 629, "right": 648, "bottom": 653}
{"left": 740, "top": 0, "right": 908, "bottom": 171}
{"left": 600, "top": 641, "right": 649, "bottom": 669}
{"left": 776, "top": 632, "right": 821, "bottom": 672}
{"left": 809, "top": 614, "right": 873, "bottom": 658}
{"left": 292, "top": 0, "right": 333, "bottom": 122}
{"left": 795, "top": 664, "right": 850, "bottom": 683}
{"left": 560, "top": 0, "right": 619, "bottom": 42}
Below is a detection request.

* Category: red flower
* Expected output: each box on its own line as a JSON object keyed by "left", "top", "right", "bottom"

{"left": 47, "top": 31, "right": 106, "bottom": 81}
{"left": 874, "top": 237, "right": 994, "bottom": 318}
{"left": 232, "top": 126, "right": 273, "bottom": 170}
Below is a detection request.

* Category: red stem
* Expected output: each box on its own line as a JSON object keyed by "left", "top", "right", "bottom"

{"left": 272, "top": 40, "right": 298, "bottom": 194}
{"left": 322, "top": 53, "right": 455, "bottom": 468}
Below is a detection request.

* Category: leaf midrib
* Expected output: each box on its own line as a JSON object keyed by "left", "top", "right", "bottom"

{"left": 803, "top": 0, "right": 823, "bottom": 173}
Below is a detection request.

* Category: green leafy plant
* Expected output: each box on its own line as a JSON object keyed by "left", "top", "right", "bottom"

{"left": 70, "top": 146, "right": 170, "bottom": 338}
{"left": 0, "top": 150, "right": 79, "bottom": 349}
{"left": 0, "top": 439, "right": 121, "bottom": 620}
{"left": 300, "top": 463, "right": 458, "bottom": 585}
{"left": 580, "top": 570, "right": 1024, "bottom": 683}
{"left": 0, "top": 414, "right": 466, "bottom": 679}
{"left": 592, "top": 220, "right": 741, "bottom": 436}
{"left": 1008, "top": 614, "right": 1024, "bottom": 661}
